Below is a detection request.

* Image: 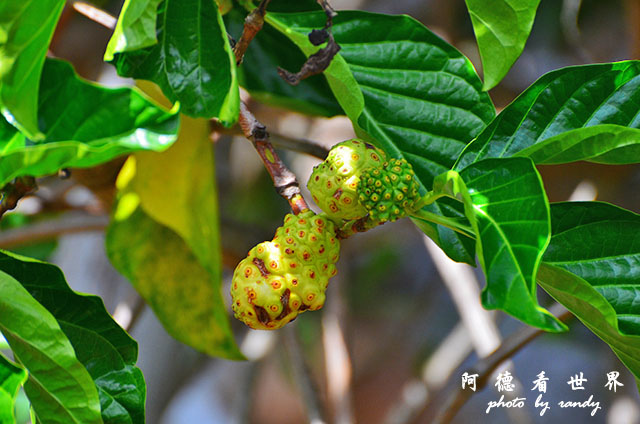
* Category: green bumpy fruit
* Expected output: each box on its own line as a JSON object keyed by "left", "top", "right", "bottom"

{"left": 358, "top": 158, "right": 420, "bottom": 222}
{"left": 231, "top": 210, "right": 340, "bottom": 330}
{"left": 308, "top": 139, "right": 387, "bottom": 221}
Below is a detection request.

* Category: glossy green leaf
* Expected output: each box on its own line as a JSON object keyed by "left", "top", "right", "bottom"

{"left": 0, "top": 354, "right": 26, "bottom": 424}
{"left": 538, "top": 264, "right": 640, "bottom": 384}
{"left": 0, "top": 58, "right": 179, "bottom": 187}
{"left": 543, "top": 201, "right": 640, "bottom": 335}
{"left": 456, "top": 61, "right": 640, "bottom": 169}
{"left": 104, "top": 0, "right": 163, "bottom": 62}
{"left": 465, "top": 0, "right": 540, "bottom": 90}
{"left": 106, "top": 206, "right": 243, "bottom": 360}
{"left": 267, "top": 10, "right": 495, "bottom": 189}
{"left": 0, "top": 250, "right": 145, "bottom": 424}
{"left": 224, "top": 7, "right": 342, "bottom": 117}
{"left": 265, "top": 11, "right": 495, "bottom": 263}
{"left": 412, "top": 199, "right": 476, "bottom": 265}
{"left": 109, "top": 0, "right": 239, "bottom": 125}
{"left": 432, "top": 157, "right": 566, "bottom": 331}
{"left": 0, "top": 270, "right": 102, "bottom": 424}
{"left": 0, "top": 0, "right": 65, "bottom": 137}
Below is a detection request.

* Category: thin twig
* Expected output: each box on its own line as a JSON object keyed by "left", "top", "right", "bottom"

{"left": 235, "top": 331, "right": 277, "bottom": 423}
{"left": 0, "top": 177, "right": 38, "bottom": 221}
{"left": 283, "top": 325, "right": 327, "bottom": 424}
{"left": 71, "top": 1, "right": 116, "bottom": 30}
{"left": 322, "top": 270, "right": 355, "bottom": 424}
{"left": 233, "top": 0, "right": 272, "bottom": 65}
{"left": 423, "top": 236, "right": 502, "bottom": 357}
{"left": 211, "top": 121, "right": 329, "bottom": 159}
{"left": 560, "top": 0, "right": 592, "bottom": 63}
{"left": 0, "top": 212, "right": 109, "bottom": 248}
{"left": 277, "top": 0, "right": 340, "bottom": 85}
{"left": 237, "top": 102, "right": 309, "bottom": 214}
{"left": 432, "top": 303, "right": 573, "bottom": 424}
{"left": 112, "top": 292, "right": 146, "bottom": 333}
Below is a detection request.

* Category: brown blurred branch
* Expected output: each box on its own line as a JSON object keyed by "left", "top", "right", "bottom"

{"left": 0, "top": 177, "right": 38, "bottom": 221}
{"left": 233, "top": 0, "right": 272, "bottom": 64}
{"left": 0, "top": 212, "right": 108, "bottom": 248}
{"left": 237, "top": 102, "right": 309, "bottom": 214}
{"left": 71, "top": 1, "right": 116, "bottom": 30}
{"left": 283, "top": 325, "right": 328, "bottom": 424}
{"left": 431, "top": 303, "right": 573, "bottom": 424}
{"left": 625, "top": 0, "right": 640, "bottom": 59}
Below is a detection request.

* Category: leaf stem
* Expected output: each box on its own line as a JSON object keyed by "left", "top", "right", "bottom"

{"left": 412, "top": 191, "right": 446, "bottom": 210}
{"left": 410, "top": 208, "right": 474, "bottom": 239}
{"left": 237, "top": 102, "right": 310, "bottom": 214}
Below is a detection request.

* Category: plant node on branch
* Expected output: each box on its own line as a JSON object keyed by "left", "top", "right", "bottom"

{"left": 236, "top": 102, "right": 309, "bottom": 214}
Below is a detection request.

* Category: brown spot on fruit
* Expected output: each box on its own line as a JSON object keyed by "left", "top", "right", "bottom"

{"left": 254, "top": 305, "right": 270, "bottom": 325}
{"left": 252, "top": 257, "right": 270, "bottom": 277}
{"left": 276, "top": 289, "right": 291, "bottom": 320}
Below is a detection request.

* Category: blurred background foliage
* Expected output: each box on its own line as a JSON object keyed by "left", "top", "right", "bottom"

{"left": 2, "top": 0, "right": 640, "bottom": 423}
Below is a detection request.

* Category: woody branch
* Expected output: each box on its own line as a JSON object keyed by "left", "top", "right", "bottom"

{"left": 236, "top": 102, "right": 309, "bottom": 215}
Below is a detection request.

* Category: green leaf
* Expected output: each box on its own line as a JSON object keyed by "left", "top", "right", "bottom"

{"left": 0, "top": 354, "right": 26, "bottom": 424}
{"left": 456, "top": 61, "right": 640, "bottom": 169}
{"left": 538, "top": 264, "right": 640, "bottom": 384}
{"left": 106, "top": 120, "right": 242, "bottom": 359}
{"left": 267, "top": 10, "right": 495, "bottom": 189}
{"left": 543, "top": 201, "right": 640, "bottom": 335}
{"left": 106, "top": 206, "right": 243, "bottom": 360}
{"left": 0, "top": 0, "right": 65, "bottom": 138}
{"left": 265, "top": 10, "right": 495, "bottom": 262}
{"left": 517, "top": 124, "right": 640, "bottom": 165}
{"left": 0, "top": 270, "right": 102, "bottom": 424}
{"left": 0, "top": 250, "right": 145, "bottom": 424}
{"left": 129, "top": 116, "right": 223, "bottom": 281}
{"left": 465, "top": 0, "right": 540, "bottom": 90}
{"left": 109, "top": 0, "right": 239, "bottom": 125}
{"left": 432, "top": 157, "right": 566, "bottom": 331}
{"left": 0, "top": 58, "right": 179, "bottom": 187}
{"left": 104, "top": 0, "right": 163, "bottom": 62}
{"left": 412, "top": 199, "right": 476, "bottom": 265}
{"left": 224, "top": 7, "right": 342, "bottom": 117}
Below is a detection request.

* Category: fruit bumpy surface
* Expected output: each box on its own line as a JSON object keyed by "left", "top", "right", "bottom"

{"left": 358, "top": 158, "right": 420, "bottom": 222}
{"left": 231, "top": 210, "right": 340, "bottom": 330}
{"left": 308, "top": 139, "right": 387, "bottom": 221}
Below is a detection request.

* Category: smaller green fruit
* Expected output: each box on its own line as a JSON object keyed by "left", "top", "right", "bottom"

{"left": 358, "top": 158, "right": 420, "bottom": 222}
{"left": 308, "top": 139, "right": 387, "bottom": 221}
